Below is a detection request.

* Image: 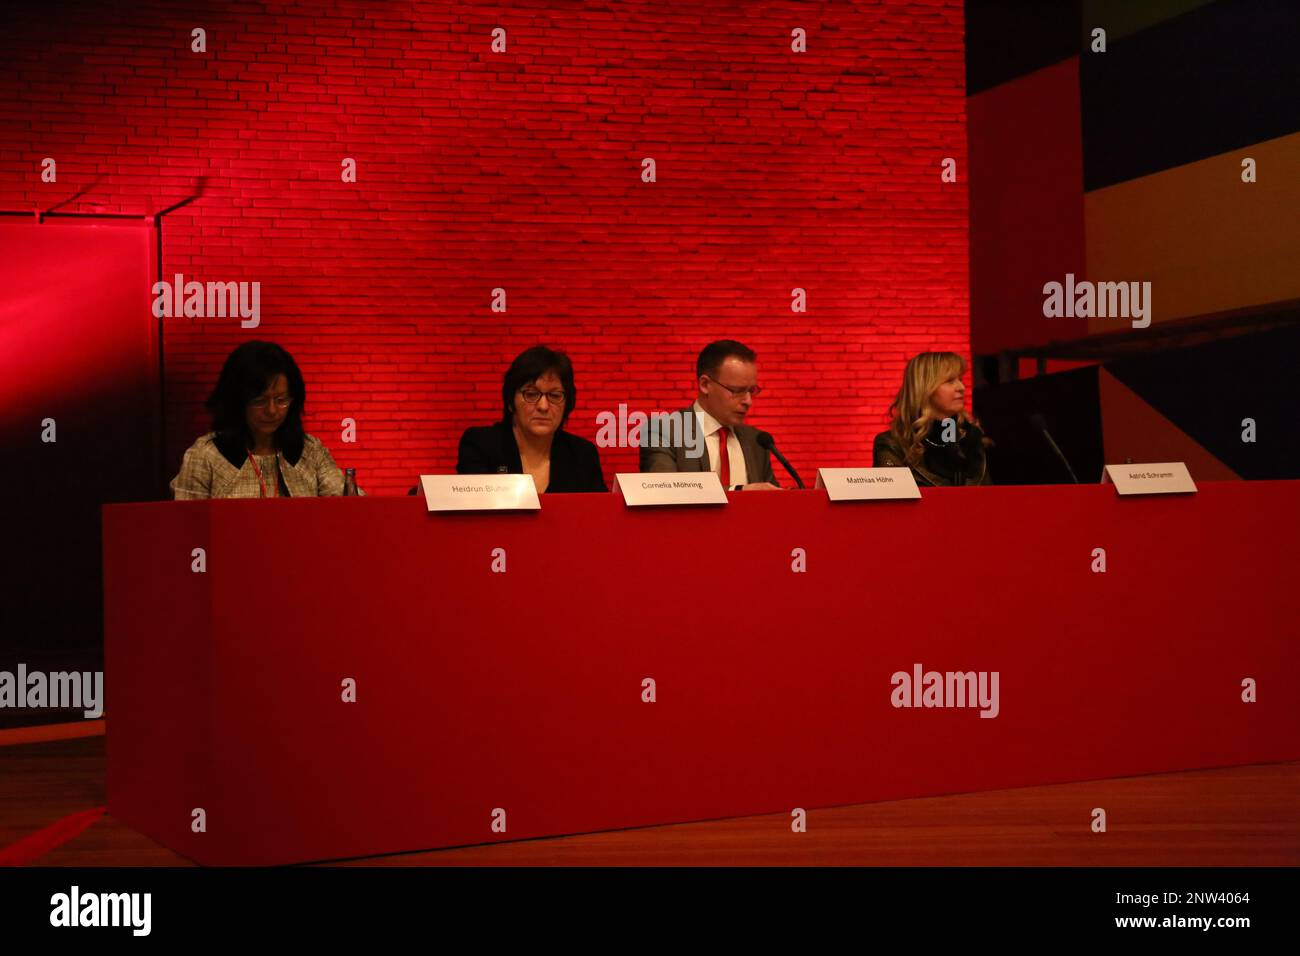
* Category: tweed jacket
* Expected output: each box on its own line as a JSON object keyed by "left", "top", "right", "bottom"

{"left": 170, "top": 431, "right": 359, "bottom": 499}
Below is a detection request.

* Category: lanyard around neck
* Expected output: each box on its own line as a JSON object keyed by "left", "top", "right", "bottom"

{"left": 246, "top": 450, "right": 277, "bottom": 498}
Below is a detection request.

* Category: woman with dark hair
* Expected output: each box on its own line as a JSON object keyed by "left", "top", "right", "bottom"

{"left": 454, "top": 345, "right": 606, "bottom": 493}
{"left": 171, "top": 340, "right": 356, "bottom": 499}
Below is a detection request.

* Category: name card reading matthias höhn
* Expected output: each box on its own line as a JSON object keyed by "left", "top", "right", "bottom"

{"left": 815, "top": 467, "right": 921, "bottom": 501}
{"left": 1102, "top": 462, "right": 1196, "bottom": 496}
{"left": 419, "top": 474, "right": 541, "bottom": 511}
{"left": 615, "top": 472, "right": 728, "bottom": 507}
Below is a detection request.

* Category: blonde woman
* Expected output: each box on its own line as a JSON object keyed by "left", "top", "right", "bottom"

{"left": 872, "top": 351, "right": 990, "bottom": 486}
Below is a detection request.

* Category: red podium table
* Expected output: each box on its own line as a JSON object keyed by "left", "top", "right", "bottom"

{"left": 103, "top": 482, "right": 1300, "bottom": 865}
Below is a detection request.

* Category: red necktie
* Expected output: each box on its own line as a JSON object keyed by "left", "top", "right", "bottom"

{"left": 716, "top": 426, "right": 731, "bottom": 488}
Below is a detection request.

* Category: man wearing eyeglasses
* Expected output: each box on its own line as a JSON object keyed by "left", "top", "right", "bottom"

{"left": 639, "top": 339, "right": 780, "bottom": 490}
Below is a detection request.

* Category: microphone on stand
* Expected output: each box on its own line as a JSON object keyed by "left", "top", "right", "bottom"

{"left": 755, "top": 431, "right": 804, "bottom": 489}
{"left": 1029, "top": 413, "right": 1079, "bottom": 484}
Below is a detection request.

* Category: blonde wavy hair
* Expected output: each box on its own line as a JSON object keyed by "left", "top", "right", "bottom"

{"left": 887, "top": 352, "right": 978, "bottom": 466}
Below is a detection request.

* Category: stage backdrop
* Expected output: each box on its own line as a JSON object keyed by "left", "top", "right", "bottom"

{"left": 0, "top": 0, "right": 970, "bottom": 496}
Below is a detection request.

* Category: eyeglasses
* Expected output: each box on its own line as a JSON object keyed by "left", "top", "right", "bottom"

{"left": 704, "top": 376, "right": 762, "bottom": 399}
{"left": 248, "top": 396, "right": 293, "bottom": 410}
{"left": 519, "top": 387, "right": 566, "bottom": 406}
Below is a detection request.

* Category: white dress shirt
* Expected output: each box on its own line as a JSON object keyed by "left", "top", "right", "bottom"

{"left": 692, "top": 400, "right": 748, "bottom": 488}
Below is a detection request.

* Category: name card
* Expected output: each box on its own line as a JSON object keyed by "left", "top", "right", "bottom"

{"left": 1102, "top": 462, "right": 1197, "bottom": 496}
{"left": 419, "top": 474, "right": 541, "bottom": 512}
{"left": 615, "top": 472, "right": 728, "bottom": 507}
{"left": 815, "top": 467, "right": 921, "bottom": 501}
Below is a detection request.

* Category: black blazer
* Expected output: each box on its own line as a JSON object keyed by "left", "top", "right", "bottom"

{"left": 456, "top": 420, "right": 607, "bottom": 493}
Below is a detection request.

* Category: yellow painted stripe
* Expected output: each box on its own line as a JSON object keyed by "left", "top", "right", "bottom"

{"left": 1084, "top": 131, "right": 1300, "bottom": 331}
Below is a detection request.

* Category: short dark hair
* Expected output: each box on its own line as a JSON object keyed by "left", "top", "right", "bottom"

{"left": 696, "top": 339, "right": 757, "bottom": 379}
{"left": 206, "top": 340, "right": 306, "bottom": 459}
{"left": 501, "top": 346, "right": 577, "bottom": 425}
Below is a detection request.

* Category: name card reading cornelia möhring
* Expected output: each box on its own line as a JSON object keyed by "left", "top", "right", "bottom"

{"left": 815, "top": 467, "right": 921, "bottom": 501}
{"left": 615, "top": 472, "right": 728, "bottom": 507}
{"left": 1102, "top": 462, "right": 1197, "bottom": 496}
{"left": 419, "top": 474, "right": 541, "bottom": 511}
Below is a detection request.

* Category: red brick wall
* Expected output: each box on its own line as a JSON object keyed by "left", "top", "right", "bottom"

{"left": 0, "top": 0, "right": 968, "bottom": 495}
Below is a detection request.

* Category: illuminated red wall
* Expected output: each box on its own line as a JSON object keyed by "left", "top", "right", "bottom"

{"left": 0, "top": 1, "right": 969, "bottom": 495}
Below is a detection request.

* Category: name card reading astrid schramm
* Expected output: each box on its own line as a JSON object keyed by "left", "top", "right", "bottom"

{"left": 615, "top": 472, "right": 728, "bottom": 507}
{"left": 1102, "top": 462, "right": 1196, "bottom": 496}
{"left": 420, "top": 474, "right": 541, "bottom": 511}
{"left": 815, "top": 467, "right": 921, "bottom": 501}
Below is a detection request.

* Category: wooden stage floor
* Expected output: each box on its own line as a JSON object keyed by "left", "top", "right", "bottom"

{"left": 3, "top": 731, "right": 1298, "bottom": 867}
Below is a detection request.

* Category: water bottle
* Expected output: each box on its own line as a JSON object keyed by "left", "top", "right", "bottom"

{"left": 342, "top": 468, "right": 358, "bottom": 496}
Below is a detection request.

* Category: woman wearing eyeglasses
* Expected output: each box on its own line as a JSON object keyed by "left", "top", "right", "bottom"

{"left": 171, "top": 340, "right": 356, "bottom": 499}
{"left": 456, "top": 345, "right": 607, "bottom": 493}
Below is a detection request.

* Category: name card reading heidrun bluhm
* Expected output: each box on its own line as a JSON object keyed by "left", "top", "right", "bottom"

{"left": 815, "top": 467, "right": 921, "bottom": 501}
{"left": 1102, "top": 462, "right": 1197, "bottom": 496}
{"left": 419, "top": 474, "right": 541, "bottom": 512}
{"left": 615, "top": 472, "right": 728, "bottom": 507}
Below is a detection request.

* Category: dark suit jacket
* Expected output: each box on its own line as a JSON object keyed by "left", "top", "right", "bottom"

{"left": 638, "top": 406, "right": 778, "bottom": 488}
{"left": 456, "top": 420, "right": 607, "bottom": 493}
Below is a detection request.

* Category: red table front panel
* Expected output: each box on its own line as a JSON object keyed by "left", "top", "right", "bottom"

{"left": 103, "top": 483, "right": 1300, "bottom": 864}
